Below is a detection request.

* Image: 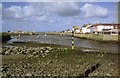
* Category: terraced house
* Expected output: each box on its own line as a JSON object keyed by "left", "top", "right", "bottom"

{"left": 91, "top": 24, "right": 120, "bottom": 35}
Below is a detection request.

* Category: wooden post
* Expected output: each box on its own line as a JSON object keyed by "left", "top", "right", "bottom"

{"left": 72, "top": 30, "right": 74, "bottom": 49}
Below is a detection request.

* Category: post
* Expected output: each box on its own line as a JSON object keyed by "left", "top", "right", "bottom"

{"left": 72, "top": 29, "right": 74, "bottom": 49}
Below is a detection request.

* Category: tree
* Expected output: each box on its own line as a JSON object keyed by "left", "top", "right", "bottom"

{"left": 73, "top": 26, "right": 79, "bottom": 30}
{"left": 82, "top": 24, "right": 87, "bottom": 27}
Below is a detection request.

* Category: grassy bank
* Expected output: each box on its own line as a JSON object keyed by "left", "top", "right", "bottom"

{"left": 0, "top": 33, "right": 11, "bottom": 43}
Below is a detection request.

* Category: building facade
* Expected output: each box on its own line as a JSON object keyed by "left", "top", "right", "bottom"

{"left": 92, "top": 24, "right": 120, "bottom": 35}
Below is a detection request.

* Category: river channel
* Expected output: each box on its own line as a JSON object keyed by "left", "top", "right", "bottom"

{"left": 8, "top": 34, "right": 119, "bottom": 52}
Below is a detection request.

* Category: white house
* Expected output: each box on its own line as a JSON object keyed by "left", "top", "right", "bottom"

{"left": 74, "top": 29, "right": 80, "bottom": 33}
{"left": 92, "top": 24, "right": 120, "bottom": 34}
{"left": 71, "top": 28, "right": 81, "bottom": 34}
{"left": 82, "top": 24, "right": 92, "bottom": 34}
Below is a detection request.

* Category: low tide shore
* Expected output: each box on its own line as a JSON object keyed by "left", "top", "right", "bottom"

{"left": 45, "top": 32, "right": 120, "bottom": 43}
{"left": 1, "top": 42, "right": 119, "bottom": 77}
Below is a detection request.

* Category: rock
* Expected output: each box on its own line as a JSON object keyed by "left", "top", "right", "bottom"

{"left": 40, "top": 51, "right": 43, "bottom": 53}
{"left": 26, "top": 73, "right": 32, "bottom": 76}
{"left": 45, "top": 50, "right": 50, "bottom": 53}
{"left": 47, "top": 60, "right": 53, "bottom": 64}
{"left": 34, "top": 55, "right": 39, "bottom": 58}
{"left": 46, "top": 47, "right": 53, "bottom": 51}
{"left": 42, "top": 55, "right": 45, "bottom": 58}
{"left": 47, "top": 74, "right": 51, "bottom": 76}
{"left": 106, "top": 73, "right": 112, "bottom": 76}
{"left": 40, "top": 47, "right": 44, "bottom": 50}
{"left": 2, "top": 65, "right": 9, "bottom": 73}
{"left": 28, "top": 55, "right": 33, "bottom": 58}
{"left": 32, "top": 52, "right": 37, "bottom": 56}
{"left": 5, "top": 51, "right": 10, "bottom": 55}
{"left": 21, "top": 50, "right": 26, "bottom": 55}
{"left": 2, "top": 48, "right": 6, "bottom": 53}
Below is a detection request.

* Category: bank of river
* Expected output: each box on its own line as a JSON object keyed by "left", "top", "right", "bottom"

{"left": 7, "top": 34, "right": 119, "bottom": 52}
{"left": 46, "top": 32, "right": 120, "bottom": 43}
{"left": 0, "top": 33, "right": 11, "bottom": 43}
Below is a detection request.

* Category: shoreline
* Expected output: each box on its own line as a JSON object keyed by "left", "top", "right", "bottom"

{"left": 2, "top": 41, "right": 118, "bottom": 54}
{"left": 3, "top": 32, "right": 120, "bottom": 43}
{"left": 46, "top": 32, "right": 120, "bottom": 43}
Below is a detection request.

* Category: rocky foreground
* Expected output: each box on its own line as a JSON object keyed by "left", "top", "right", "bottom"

{"left": 1, "top": 46, "right": 54, "bottom": 58}
{"left": 1, "top": 45, "right": 119, "bottom": 77}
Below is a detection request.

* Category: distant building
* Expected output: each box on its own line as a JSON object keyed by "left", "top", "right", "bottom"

{"left": 64, "top": 29, "right": 72, "bottom": 33}
{"left": 74, "top": 29, "right": 80, "bottom": 34}
{"left": 81, "top": 24, "right": 92, "bottom": 34}
{"left": 92, "top": 24, "right": 120, "bottom": 35}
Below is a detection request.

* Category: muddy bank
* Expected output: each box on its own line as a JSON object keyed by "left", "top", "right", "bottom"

{"left": 1, "top": 42, "right": 119, "bottom": 77}
{"left": 46, "top": 32, "right": 120, "bottom": 43}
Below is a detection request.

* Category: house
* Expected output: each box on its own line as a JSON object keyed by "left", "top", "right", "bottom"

{"left": 110, "top": 29, "right": 120, "bottom": 35}
{"left": 74, "top": 28, "right": 81, "bottom": 34}
{"left": 92, "top": 24, "right": 120, "bottom": 34}
{"left": 81, "top": 24, "right": 92, "bottom": 34}
{"left": 63, "top": 29, "right": 72, "bottom": 33}
{"left": 69, "top": 28, "right": 81, "bottom": 34}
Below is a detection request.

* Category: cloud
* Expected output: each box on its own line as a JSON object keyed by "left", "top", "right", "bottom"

{"left": 3, "top": 2, "right": 81, "bottom": 24}
{"left": 81, "top": 3, "right": 108, "bottom": 18}
{"left": 24, "top": 15, "right": 47, "bottom": 22}
{"left": 49, "top": 2, "right": 80, "bottom": 16}
{"left": 3, "top": 2, "right": 81, "bottom": 19}
{"left": 28, "top": 2, "right": 81, "bottom": 17}
{"left": 2, "top": 2, "right": 113, "bottom": 32}
{"left": 3, "top": 5, "right": 35, "bottom": 19}
{"left": 0, "top": 3, "right": 2, "bottom": 8}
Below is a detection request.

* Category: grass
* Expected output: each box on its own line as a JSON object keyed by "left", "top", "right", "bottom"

{"left": 0, "top": 32, "right": 11, "bottom": 43}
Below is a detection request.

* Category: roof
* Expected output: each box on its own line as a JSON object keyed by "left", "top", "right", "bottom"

{"left": 93, "top": 23, "right": 120, "bottom": 26}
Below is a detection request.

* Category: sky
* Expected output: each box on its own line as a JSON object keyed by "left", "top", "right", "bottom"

{"left": 1, "top": 1, "right": 119, "bottom": 32}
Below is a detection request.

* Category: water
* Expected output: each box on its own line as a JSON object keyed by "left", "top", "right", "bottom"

{"left": 8, "top": 34, "right": 119, "bottom": 52}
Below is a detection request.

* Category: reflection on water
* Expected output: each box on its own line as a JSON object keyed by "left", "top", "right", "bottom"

{"left": 8, "top": 34, "right": 119, "bottom": 52}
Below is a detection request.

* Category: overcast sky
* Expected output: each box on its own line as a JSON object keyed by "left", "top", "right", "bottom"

{"left": 2, "top": 2, "right": 118, "bottom": 32}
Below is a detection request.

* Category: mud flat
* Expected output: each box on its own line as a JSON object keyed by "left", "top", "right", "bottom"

{"left": 1, "top": 42, "right": 119, "bottom": 77}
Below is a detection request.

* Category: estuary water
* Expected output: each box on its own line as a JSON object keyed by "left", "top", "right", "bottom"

{"left": 8, "top": 34, "right": 119, "bottom": 52}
